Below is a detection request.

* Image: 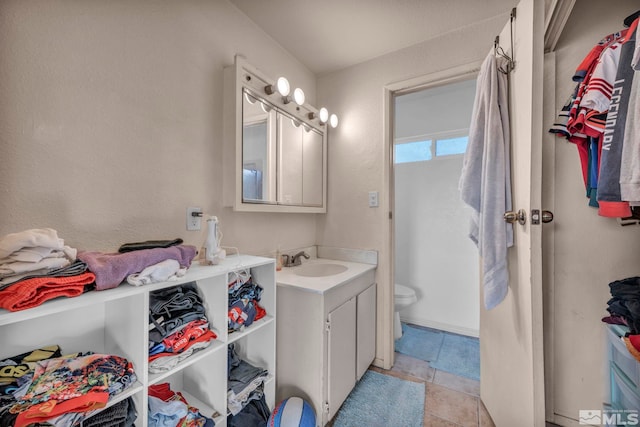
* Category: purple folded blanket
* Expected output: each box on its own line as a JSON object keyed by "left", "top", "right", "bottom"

{"left": 78, "top": 245, "right": 197, "bottom": 290}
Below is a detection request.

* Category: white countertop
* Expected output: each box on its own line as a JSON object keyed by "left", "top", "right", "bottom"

{"left": 276, "top": 258, "right": 376, "bottom": 294}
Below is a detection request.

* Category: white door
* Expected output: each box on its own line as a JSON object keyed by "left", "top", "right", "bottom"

{"left": 480, "top": 0, "right": 546, "bottom": 425}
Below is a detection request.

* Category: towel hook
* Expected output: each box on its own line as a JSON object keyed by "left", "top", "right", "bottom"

{"left": 494, "top": 7, "right": 516, "bottom": 74}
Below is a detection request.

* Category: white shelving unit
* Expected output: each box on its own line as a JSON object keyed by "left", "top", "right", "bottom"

{"left": 0, "top": 254, "right": 276, "bottom": 427}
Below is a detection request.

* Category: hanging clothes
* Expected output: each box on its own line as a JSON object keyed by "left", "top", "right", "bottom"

{"left": 459, "top": 51, "right": 513, "bottom": 310}
{"left": 550, "top": 13, "right": 640, "bottom": 219}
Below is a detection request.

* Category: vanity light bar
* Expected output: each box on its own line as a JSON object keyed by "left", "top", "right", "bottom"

{"left": 243, "top": 66, "right": 338, "bottom": 129}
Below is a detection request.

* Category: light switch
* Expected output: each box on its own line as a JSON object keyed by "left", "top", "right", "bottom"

{"left": 368, "top": 191, "right": 379, "bottom": 207}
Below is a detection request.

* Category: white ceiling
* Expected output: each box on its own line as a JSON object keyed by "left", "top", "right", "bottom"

{"left": 229, "top": 0, "right": 516, "bottom": 75}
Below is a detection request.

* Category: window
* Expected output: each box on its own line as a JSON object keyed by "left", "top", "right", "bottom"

{"left": 394, "top": 140, "right": 432, "bottom": 163}
{"left": 394, "top": 132, "right": 468, "bottom": 164}
{"left": 435, "top": 136, "right": 468, "bottom": 156}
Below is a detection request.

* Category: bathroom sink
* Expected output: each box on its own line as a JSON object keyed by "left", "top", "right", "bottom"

{"left": 294, "top": 263, "right": 348, "bottom": 277}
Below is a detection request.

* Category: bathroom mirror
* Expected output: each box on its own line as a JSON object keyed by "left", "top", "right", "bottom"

{"left": 242, "top": 90, "right": 276, "bottom": 204}
{"left": 224, "top": 56, "right": 327, "bottom": 213}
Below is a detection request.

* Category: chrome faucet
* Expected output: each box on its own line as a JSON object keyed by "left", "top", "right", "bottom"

{"left": 284, "top": 251, "right": 310, "bottom": 267}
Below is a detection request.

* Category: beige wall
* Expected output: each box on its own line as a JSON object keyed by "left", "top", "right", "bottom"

{"left": 0, "top": 0, "right": 318, "bottom": 255}
{"left": 316, "top": 14, "right": 510, "bottom": 364}
{"left": 1, "top": 0, "right": 514, "bottom": 368}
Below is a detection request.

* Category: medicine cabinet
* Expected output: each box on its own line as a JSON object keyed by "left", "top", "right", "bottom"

{"left": 223, "top": 56, "right": 328, "bottom": 213}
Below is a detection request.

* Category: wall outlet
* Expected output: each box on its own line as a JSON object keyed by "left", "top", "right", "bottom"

{"left": 368, "top": 191, "right": 379, "bottom": 208}
{"left": 186, "top": 207, "right": 202, "bottom": 231}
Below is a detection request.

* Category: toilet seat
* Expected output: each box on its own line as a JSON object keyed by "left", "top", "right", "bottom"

{"left": 395, "top": 284, "right": 417, "bottom": 304}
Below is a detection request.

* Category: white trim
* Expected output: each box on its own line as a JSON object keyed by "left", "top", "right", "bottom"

{"left": 383, "top": 61, "right": 482, "bottom": 371}
{"left": 400, "top": 314, "right": 479, "bottom": 338}
{"left": 387, "top": 61, "right": 483, "bottom": 95}
{"left": 544, "top": 0, "right": 575, "bottom": 52}
{"left": 394, "top": 128, "right": 469, "bottom": 145}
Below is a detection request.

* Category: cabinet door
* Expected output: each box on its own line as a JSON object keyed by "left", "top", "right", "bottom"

{"left": 356, "top": 284, "right": 376, "bottom": 380}
{"left": 278, "top": 113, "right": 303, "bottom": 205}
{"left": 327, "top": 297, "right": 356, "bottom": 421}
{"left": 302, "top": 128, "right": 323, "bottom": 206}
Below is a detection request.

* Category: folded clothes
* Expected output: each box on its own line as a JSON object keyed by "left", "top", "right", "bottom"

{"left": 0, "top": 272, "right": 95, "bottom": 312}
{"left": 78, "top": 245, "right": 197, "bottom": 291}
{"left": 0, "top": 228, "right": 64, "bottom": 260}
{"left": 0, "top": 245, "right": 76, "bottom": 264}
{"left": 118, "top": 238, "right": 184, "bottom": 253}
{"left": 13, "top": 353, "right": 137, "bottom": 427}
{"left": 148, "top": 340, "right": 212, "bottom": 374}
{"left": 0, "top": 260, "right": 89, "bottom": 291}
{"left": 127, "top": 259, "right": 187, "bottom": 286}
{"left": 0, "top": 256, "right": 71, "bottom": 279}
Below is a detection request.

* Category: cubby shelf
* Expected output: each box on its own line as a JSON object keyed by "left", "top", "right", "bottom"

{"left": 0, "top": 254, "right": 276, "bottom": 427}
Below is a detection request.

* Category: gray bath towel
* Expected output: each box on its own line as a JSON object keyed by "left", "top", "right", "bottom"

{"left": 459, "top": 52, "right": 513, "bottom": 310}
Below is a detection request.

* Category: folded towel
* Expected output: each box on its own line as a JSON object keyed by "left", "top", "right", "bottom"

{"left": 78, "top": 245, "right": 197, "bottom": 291}
{"left": 118, "top": 238, "right": 183, "bottom": 253}
{"left": 0, "top": 229, "right": 64, "bottom": 260}
{"left": 0, "top": 272, "right": 95, "bottom": 312}
{"left": 126, "top": 259, "right": 187, "bottom": 286}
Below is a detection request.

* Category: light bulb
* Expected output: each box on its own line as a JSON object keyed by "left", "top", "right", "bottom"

{"left": 265, "top": 76, "right": 290, "bottom": 96}
{"left": 319, "top": 107, "right": 329, "bottom": 123}
{"left": 276, "top": 77, "right": 290, "bottom": 96}
{"left": 330, "top": 114, "right": 339, "bottom": 128}
{"left": 293, "top": 88, "right": 305, "bottom": 106}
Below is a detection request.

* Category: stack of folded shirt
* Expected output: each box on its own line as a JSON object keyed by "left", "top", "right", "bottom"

{"left": 603, "top": 276, "right": 640, "bottom": 362}
{"left": 228, "top": 273, "right": 266, "bottom": 332}
{"left": 148, "top": 383, "right": 215, "bottom": 427}
{"left": 1, "top": 347, "right": 137, "bottom": 427}
{"left": 226, "top": 344, "right": 270, "bottom": 421}
{"left": 148, "top": 282, "right": 217, "bottom": 373}
{"left": 0, "top": 229, "right": 95, "bottom": 312}
{"left": 0, "top": 228, "right": 77, "bottom": 284}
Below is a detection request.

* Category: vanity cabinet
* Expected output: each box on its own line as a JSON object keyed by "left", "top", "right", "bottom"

{"left": 0, "top": 255, "right": 276, "bottom": 427}
{"left": 276, "top": 267, "right": 376, "bottom": 426}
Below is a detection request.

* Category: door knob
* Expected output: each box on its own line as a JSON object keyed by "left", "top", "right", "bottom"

{"left": 504, "top": 209, "right": 526, "bottom": 225}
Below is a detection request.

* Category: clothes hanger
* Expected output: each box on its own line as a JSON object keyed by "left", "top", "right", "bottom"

{"left": 623, "top": 10, "right": 640, "bottom": 28}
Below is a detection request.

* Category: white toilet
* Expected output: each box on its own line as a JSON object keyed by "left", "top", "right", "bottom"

{"left": 394, "top": 284, "right": 418, "bottom": 339}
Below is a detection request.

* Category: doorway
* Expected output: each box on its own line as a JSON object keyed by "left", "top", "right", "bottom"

{"left": 391, "top": 76, "right": 481, "bottom": 382}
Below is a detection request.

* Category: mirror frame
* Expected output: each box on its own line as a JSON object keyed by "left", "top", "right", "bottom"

{"left": 223, "top": 56, "right": 328, "bottom": 213}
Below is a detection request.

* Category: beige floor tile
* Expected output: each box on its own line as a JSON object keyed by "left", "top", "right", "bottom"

{"left": 424, "top": 413, "right": 464, "bottom": 426}
{"left": 425, "top": 382, "right": 479, "bottom": 427}
{"left": 392, "top": 351, "right": 436, "bottom": 382}
{"left": 433, "top": 369, "right": 480, "bottom": 397}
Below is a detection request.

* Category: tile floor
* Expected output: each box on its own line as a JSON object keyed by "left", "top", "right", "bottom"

{"left": 368, "top": 351, "right": 494, "bottom": 427}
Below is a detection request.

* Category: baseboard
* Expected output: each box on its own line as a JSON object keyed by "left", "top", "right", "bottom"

{"left": 400, "top": 315, "right": 479, "bottom": 338}
{"left": 549, "top": 413, "right": 579, "bottom": 426}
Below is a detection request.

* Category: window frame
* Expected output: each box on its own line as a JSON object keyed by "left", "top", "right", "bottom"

{"left": 394, "top": 128, "right": 469, "bottom": 164}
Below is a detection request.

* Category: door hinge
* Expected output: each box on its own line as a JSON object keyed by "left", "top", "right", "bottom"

{"left": 325, "top": 319, "right": 331, "bottom": 333}
{"left": 324, "top": 402, "right": 330, "bottom": 413}
{"left": 389, "top": 211, "right": 393, "bottom": 220}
